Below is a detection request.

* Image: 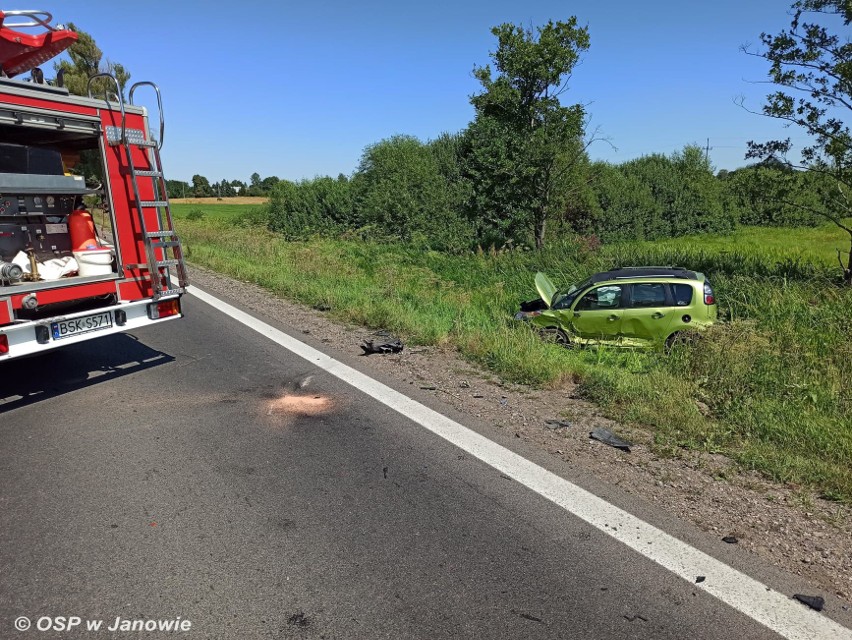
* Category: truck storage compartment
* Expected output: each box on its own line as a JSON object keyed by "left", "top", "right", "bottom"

{"left": 0, "top": 172, "right": 107, "bottom": 279}
{"left": 0, "top": 142, "right": 64, "bottom": 175}
{"left": 0, "top": 128, "right": 114, "bottom": 290}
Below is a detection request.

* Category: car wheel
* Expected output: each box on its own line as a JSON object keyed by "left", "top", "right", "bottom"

{"left": 665, "top": 330, "right": 699, "bottom": 352}
{"left": 539, "top": 327, "right": 571, "bottom": 347}
{"left": 664, "top": 332, "right": 681, "bottom": 352}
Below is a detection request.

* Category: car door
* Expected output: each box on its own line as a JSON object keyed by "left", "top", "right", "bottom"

{"left": 568, "top": 284, "right": 624, "bottom": 343}
{"left": 621, "top": 282, "right": 675, "bottom": 344}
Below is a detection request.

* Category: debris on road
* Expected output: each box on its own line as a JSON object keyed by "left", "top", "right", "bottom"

{"left": 419, "top": 385, "right": 464, "bottom": 401}
{"left": 589, "top": 427, "right": 632, "bottom": 451}
{"left": 696, "top": 576, "right": 706, "bottom": 583}
{"left": 623, "top": 614, "right": 648, "bottom": 622}
{"left": 793, "top": 594, "right": 825, "bottom": 611}
{"left": 545, "top": 419, "right": 573, "bottom": 431}
{"left": 511, "top": 610, "right": 543, "bottom": 623}
{"left": 722, "top": 536, "right": 739, "bottom": 544}
{"left": 359, "top": 339, "right": 404, "bottom": 355}
{"left": 288, "top": 611, "right": 311, "bottom": 627}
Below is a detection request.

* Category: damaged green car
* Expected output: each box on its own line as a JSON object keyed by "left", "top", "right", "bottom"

{"left": 515, "top": 267, "right": 718, "bottom": 349}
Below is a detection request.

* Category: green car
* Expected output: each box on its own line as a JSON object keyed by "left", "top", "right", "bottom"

{"left": 515, "top": 267, "right": 718, "bottom": 348}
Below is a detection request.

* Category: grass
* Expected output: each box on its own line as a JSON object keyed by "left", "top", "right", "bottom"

{"left": 647, "top": 224, "right": 849, "bottom": 269}
{"left": 173, "top": 206, "right": 852, "bottom": 504}
{"left": 170, "top": 196, "right": 268, "bottom": 206}
{"left": 171, "top": 202, "right": 265, "bottom": 225}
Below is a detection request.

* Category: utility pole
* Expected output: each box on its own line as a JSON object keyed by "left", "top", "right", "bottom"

{"left": 705, "top": 138, "right": 712, "bottom": 164}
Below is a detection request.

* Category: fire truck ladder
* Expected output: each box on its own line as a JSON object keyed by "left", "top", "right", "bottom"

{"left": 88, "top": 74, "right": 188, "bottom": 300}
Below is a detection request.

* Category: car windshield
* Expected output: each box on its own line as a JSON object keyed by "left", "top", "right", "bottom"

{"left": 552, "top": 278, "right": 591, "bottom": 309}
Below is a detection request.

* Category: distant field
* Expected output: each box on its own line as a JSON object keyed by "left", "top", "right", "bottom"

{"left": 171, "top": 205, "right": 852, "bottom": 266}
{"left": 171, "top": 202, "right": 264, "bottom": 223}
{"left": 644, "top": 221, "right": 852, "bottom": 268}
{"left": 171, "top": 197, "right": 268, "bottom": 206}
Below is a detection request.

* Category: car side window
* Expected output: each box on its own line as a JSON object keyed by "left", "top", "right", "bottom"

{"left": 630, "top": 283, "right": 667, "bottom": 308}
{"left": 671, "top": 283, "right": 693, "bottom": 306}
{"left": 575, "top": 285, "right": 623, "bottom": 311}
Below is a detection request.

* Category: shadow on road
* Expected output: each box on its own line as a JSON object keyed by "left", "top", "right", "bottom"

{"left": 0, "top": 334, "right": 173, "bottom": 412}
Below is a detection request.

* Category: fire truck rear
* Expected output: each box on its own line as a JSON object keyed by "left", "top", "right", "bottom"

{"left": 0, "top": 10, "right": 187, "bottom": 362}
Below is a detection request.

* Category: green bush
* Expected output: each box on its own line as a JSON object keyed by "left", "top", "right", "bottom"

{"left": 613, "top": 146, "right": 737, "bottom": 239}
{"left": 266, "top": 175, "right": 354, "bottom": 239}
{"left": 584, "top": 162, "right": 659, "bottom": 241}
{"left": 721, "top": 164, "right": 825, "bottom": 227}
{"left": 351, "top": 134, "right": 475, "bottom": 250}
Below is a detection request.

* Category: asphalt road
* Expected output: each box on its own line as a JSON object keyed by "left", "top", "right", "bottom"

{"left": 0, "top": 294, "right": 840, "bottom": 639}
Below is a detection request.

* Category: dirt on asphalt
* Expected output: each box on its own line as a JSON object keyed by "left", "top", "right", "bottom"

{"left": 186, "top": 264, "right": 852, "bottom": 605}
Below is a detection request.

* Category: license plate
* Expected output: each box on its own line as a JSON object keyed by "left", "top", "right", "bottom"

{"left": 51, "top": 311, "right": 113, "bottom": 340}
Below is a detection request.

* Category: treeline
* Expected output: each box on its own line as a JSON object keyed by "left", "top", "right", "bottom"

{"left": 169, "top": 139, "right": 828, "bottom": 255}
{"left": 166, "top": 172, "right": 281, "bottom": 199}
{"left": 257, "top": 135, "right": 827, "bottom": 252}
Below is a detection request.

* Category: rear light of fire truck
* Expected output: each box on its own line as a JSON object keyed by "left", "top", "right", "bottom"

{"left": 0, "top": 333, "right": 8, "bottom": 354}
{"left": 147, "top": 298, "right": 181, "bottom": 320}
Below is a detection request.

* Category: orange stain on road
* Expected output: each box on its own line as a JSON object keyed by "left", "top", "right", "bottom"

{"left": 267, "top": 394, "right": 333, "bottom": 417}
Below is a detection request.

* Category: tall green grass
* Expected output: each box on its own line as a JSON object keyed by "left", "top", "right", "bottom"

{"left": 175, "top": 208, "right": 852, "bottom": 503}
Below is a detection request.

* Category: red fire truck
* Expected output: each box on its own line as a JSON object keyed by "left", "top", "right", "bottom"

{"left": 0, "top": 10, "right": 187, "bottom": 362}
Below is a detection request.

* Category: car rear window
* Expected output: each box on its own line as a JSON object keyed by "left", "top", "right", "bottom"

{"left": 672, "top": 283, "right": 693, "bottom": 306}
{"left": 631, "top": 283, "right": 667, "bottom": 307}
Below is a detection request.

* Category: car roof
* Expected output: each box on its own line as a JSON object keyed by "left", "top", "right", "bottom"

{"left": 590, "top": 267, "right": 701, "bottom": 283}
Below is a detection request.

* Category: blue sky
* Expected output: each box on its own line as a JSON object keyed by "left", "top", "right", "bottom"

{"left": 32, "top": 1, "right": 812, "bottom": 183}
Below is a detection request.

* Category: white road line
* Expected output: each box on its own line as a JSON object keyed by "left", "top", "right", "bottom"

{"left": 187, "top": 285, "right": 851, "bottom": 640}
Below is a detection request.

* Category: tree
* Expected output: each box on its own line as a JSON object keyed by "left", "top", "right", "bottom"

{"left": 212, "top": 179, "right": 236, "bottom": 198}
{"left": 53, "top": 23, "right": 130, "bottom": 99}
{"left": 463, "top": 19, "right": 591, "bottom": 249}
{"left": 261, "top": 176, "right": 281, "bottom": 193}
{"left": 743, "top": 0, "right": 852, "bottom": 283}
{"left": 165, "top": 179, "right": 190, "bottom": 199}
{"left": 191, "top": 174, "right": 212, "bottom": 197}
{"left": 248, "top": 172, "right": 263, "bottom": 196}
